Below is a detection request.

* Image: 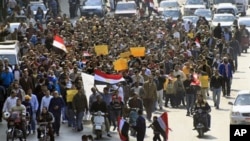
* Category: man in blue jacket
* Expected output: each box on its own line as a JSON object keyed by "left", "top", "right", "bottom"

{"left": 132, "top": 109, "right": 146, "bottom": 141}
{"left": 219, "top": 57, "right": 233, "bottom": 96}
{"left": 0, "top": 67, "right": 14, "bottom": 89}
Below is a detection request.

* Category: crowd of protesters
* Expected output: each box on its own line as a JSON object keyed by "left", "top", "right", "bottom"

{"left": 0, "top": 0, "right": 249, "bottom": 140}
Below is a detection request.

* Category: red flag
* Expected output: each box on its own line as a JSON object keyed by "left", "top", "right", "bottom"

{"left": 153, "top": 112, "right": 171, "bottom": 141}
{"left": 53, "top": 35, "right": 68, "bottom": 53}
{"left": 117, "top": 116, "right": 129, "bottom": 141}
{"left": 195, "top": 38, "right": 200, "bottom": 47}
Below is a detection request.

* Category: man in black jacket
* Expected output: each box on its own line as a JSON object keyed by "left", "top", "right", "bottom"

{"left": 210, "top": 69, "right": 223, "bottom": 109}
{"left": 213, "top": 23, "right": 222, "bottom": 39}
{"left": 90, "top": 95, "right": 111, "bottom": 137}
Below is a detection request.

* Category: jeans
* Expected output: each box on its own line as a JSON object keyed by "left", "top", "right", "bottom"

{"left": 61, "top": 106, "right": 67, "bottom": 121}
{"left": 186, "top": 94, "right": 195, "bottom": 113}
{"left": 31, "top": 111, "right": 37, "bottom": 131}
{"left": 66, "top": 107, "right": 76, "bottom": 127}
{"left": 156, "top": 89, "right": 163, "bottom": 108}
{"left": 233, "top": 55, "right": 238, "bottom": 70}
{"left": 212, "top": 87, "right": 222, "bottom": 107}
{"left": 76, "top": 111, "right": 84, "bottom": 130}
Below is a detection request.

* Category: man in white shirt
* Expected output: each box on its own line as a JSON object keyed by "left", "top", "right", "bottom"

{"left": 40, "top": 90, "right": 53, "bottom": 112}
{"left": 173, "top": 65, "right": 186, "bottom": 81}
{"left": 2, "top": 90, "right": 18, "bottom": 113}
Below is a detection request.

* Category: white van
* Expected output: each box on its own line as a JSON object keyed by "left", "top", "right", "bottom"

{"left": 0, "top": 40, "right": 21, "bottom": 66}
{"left": 0, "top": 40, "right": 20, "bottom": 52}
{"left": 215, "top": 3, "right": 239, "bottom": 16}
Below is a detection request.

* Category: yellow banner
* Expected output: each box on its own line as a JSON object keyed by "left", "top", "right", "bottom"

{"left": 113, "top": 58, "right": 128, "bottom": 71}
{"left": 120, "top": 51, "right": 131, "bottom": 58}
{"left": 200, "top": 75, "right": 209, "bottom": 88}
{"left": 130, "top": 47, "right": 145, "bottom": 57}
{"left": 94, "top": 45, "right": 108, "bottom": 56}
{"left": 66, "top": 89, "right": 78, "bottom": 102}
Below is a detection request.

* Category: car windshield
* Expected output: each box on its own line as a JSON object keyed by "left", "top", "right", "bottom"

{"left": 30, "top": 4, "right": 47, "bottom": 11}
{"left": 234, "top": 94, "right": 250, "bottom": 105}
{"left": 162, "top": 10, "right": 179, "bottom": 17}
{"left": 183, "top": 16, "right": 199, "bottom": 23}
{"left": 213, "top": 15, "right": 235, "bottom": 22}
{"left": 186, "top": 0, "right": 204, "bottom": 5}
{"left": 195, "top": 10, "right": 212, "bottom": 17}
{"left": 217, "top": 9, "right": 235, "bottom": 15}
{"left": 85, "top": 0, "right": 102, "bottom": 6}
{"left": 160, "top": 2, "right": 179, "bottom": 7}
{"left": 116, "top": 3, "right": 136, "bottom": 10}
{"left": 213, "top": 0, "right": 235, "bottom": 4}
{"left": 239, "top": 20, "right": 250, "bottom": 27}
{"left": 0, "top": 55, "right": 17, "bottom": 65}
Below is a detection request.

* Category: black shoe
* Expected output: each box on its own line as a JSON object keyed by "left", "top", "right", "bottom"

{"left": 107, "top": 133, "right": 112, "bottom": 137}
{"left": 113, "top": 126, "right": 116, "bottom": 131}
{"left": 214, "top": 103, "right": 216, "bottom": 107}
{"left": 160, "top": 107, "right": 163, "bottom": 110}
{"left": 186, "top": 112, "right": 190, "bottom": 116}
{"left": 192, "top": 128, "right": 196, "bottom": 130}
{"left": 216, "top": 106, "right": 219, "bottom": 109}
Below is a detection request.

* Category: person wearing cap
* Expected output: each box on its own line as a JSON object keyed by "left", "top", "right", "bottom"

{"left": 48, "top": 91, "right": 65, "bottom": 136}
{"left": 22, "top": 95, "right": 32, "bottom": 122}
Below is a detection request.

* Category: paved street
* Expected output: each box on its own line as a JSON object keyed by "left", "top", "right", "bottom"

{"left": 1, "top": 0, "right": 250, "bottom": 141}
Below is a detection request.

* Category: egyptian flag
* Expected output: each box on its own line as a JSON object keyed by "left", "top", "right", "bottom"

{"left": 195, "top": 38, "right": 201, "bottom": 48}
{"left": 191, "top": 73, "right": 200, "bottom": 86}
{"left": 153, "top": 112, "right": 171, "bottom": 141}
{"left": 53, "top": 35, "right": 68, "bottom": 53}
{"left": 94, "top": 69, "right": 125, "bottom": 85}
{"left": 117, "top": 117, "right": 129, "bottom": 141}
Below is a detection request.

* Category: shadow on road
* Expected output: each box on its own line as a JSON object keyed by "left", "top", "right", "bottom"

{"left": 197, "top": 134, "right": 218, "bottom": 140}
{"left": 216, "top": 108, "right": 230, "bottom": 111}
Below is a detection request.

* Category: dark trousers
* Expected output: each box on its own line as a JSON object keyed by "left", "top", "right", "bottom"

{"left": 111, "top": 110, "right": 121, "bottom": 127}
{"left": 176, "top": 91, "right": 185, "bottom": 106}
{"left": 222, "top": 77, "right": 231, "bottom": 96}
{"left": 143, "top": 99, "right": 154, "bottom": 120}
{"left": 0, "top": 101, "right": 4, "bottom": 121}
{"left": 153, "top": 133, "right": 161, "bottom": 141}
{"left": 52, "top": 113, "right": 61, "bottom": 134}
{"left": 165, "top": 94, "right": 176, "bottom": 107}
{"left": 137, "top": 131, "right": 146, "bottom": 141}
{"left": 69, "top": 4, "right": 76, "bottom": 18}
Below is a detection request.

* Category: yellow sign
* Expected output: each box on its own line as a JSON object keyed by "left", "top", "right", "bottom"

{"left": 130, "top": 47, "right": 145, "bottom": 57}
{"left": 113, "top": 58, "right": 128, "bottom": 71}
{"left": 120, "top": 51, "right": 131, "bottom": 58}
{"left": 66, "top": 89, "right": 78, "bottom": 102}
{"left": 200, "top": 75, "right": 209, "bottom": 88}
{"left": 94, "top": 45, "right": 108, "bottom": 56}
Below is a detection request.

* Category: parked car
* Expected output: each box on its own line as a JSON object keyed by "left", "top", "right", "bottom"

{"left": 160, "top": 8, "right": 182, "bottom": 22}
{"left": 183, "top": 0, "right": 206, "bottom": 16}
{"left": 194, "top": 9, "right": 212, "bottom": 22}
{"left": 27, "top": 1, "right": 47, "bottom": 15}
{"left": 114, "top": 1, "right": 137, "bottom": 18}
{"left": 159, "top": 0, "right": 180, "bottom": 10}
{"left": 183, "top": 16, "right": 199, "bottom": 27}
{"left": 229, "top": 90, "right": 250, "bottom": 125}
{"left": 80, "top": 0, "right": 107, "bottom": 17}
{"left": 211, "top": 13, "right": 236, "bottom": 31}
